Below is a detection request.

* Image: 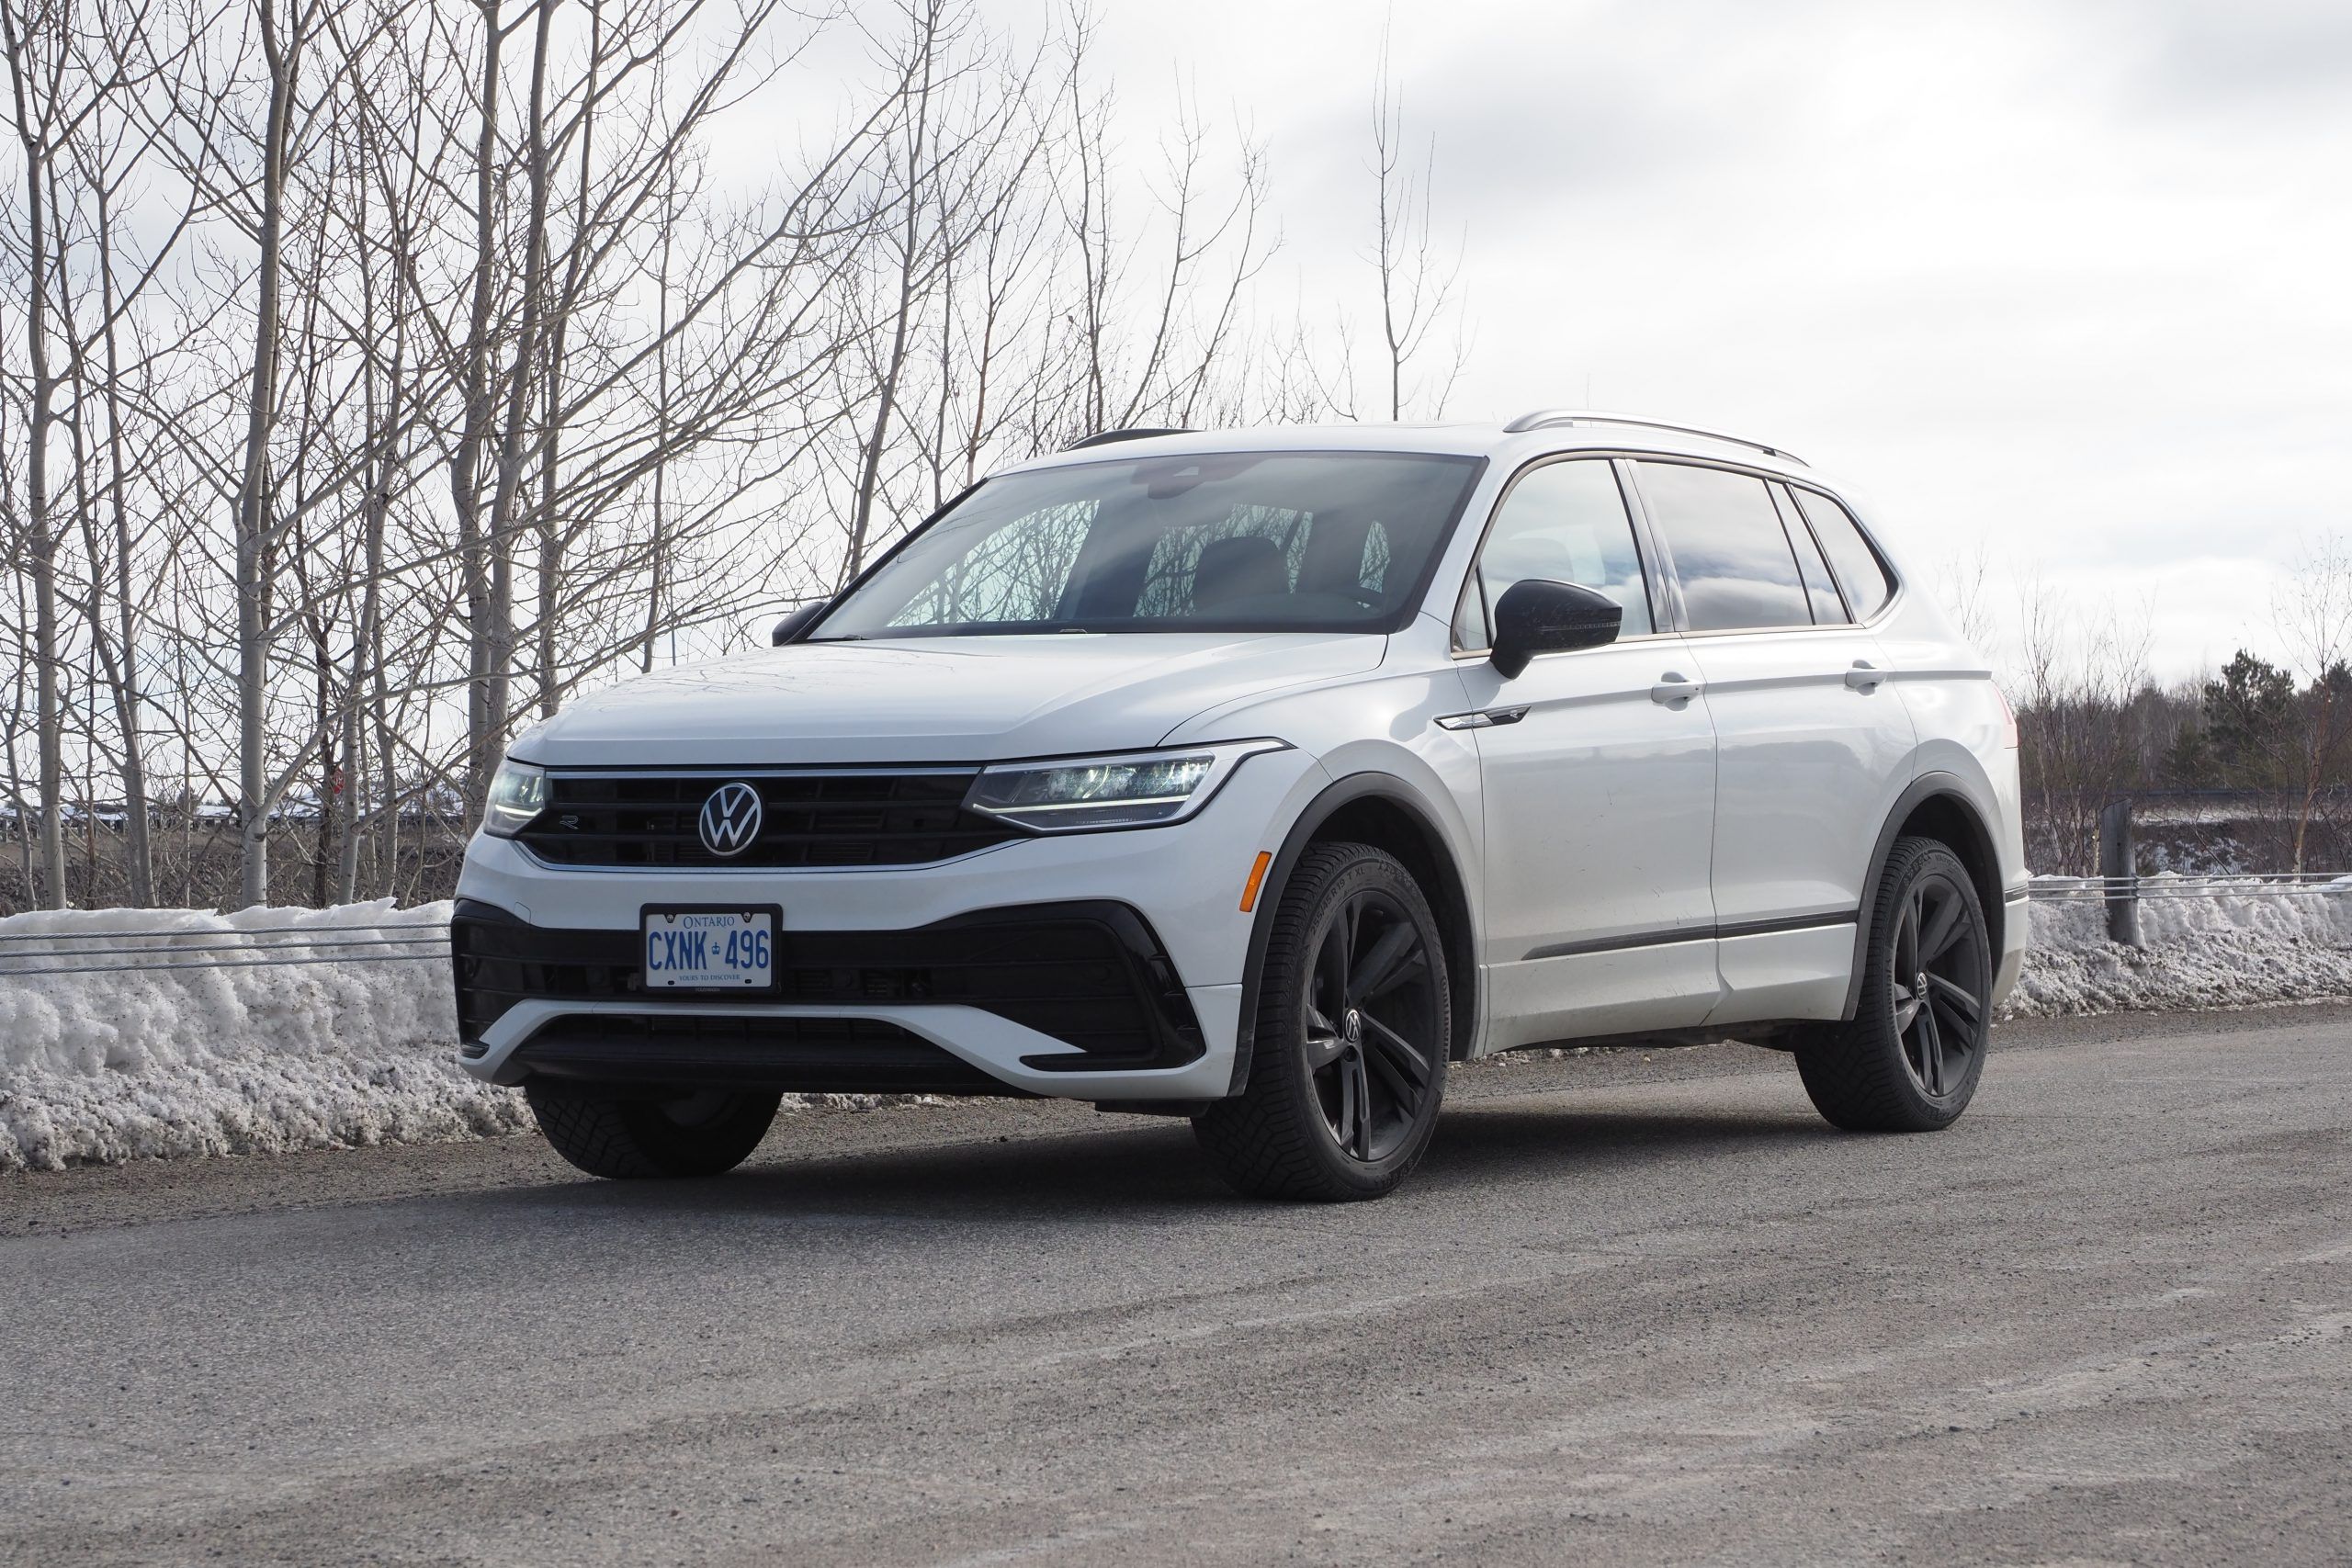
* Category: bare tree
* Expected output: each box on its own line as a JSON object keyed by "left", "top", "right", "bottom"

{"left": 2272, "top": 532, "right": 2352, "bottom": 872}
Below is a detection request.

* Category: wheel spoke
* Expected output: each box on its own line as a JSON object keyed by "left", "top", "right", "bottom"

{"left": 1304, "top": 1026, "right": 1348, "bottom": 1071}
{"left": 1897, "top": 889, "right": 1922, "bottom": 976}
{"left": 1330, "top": 1053, "right": 1359, "bottom": 1152}
{"left": 1927, "top": 972, "right": 1982, "bottom": 1031}
{"left": 1916, "top": 999, "right": 1944, "bottom": 1095}
{"left": 1360, "top": 1010, "right": 1430, "bottom": 1090}
{"left": 1893, "top": 981, "right": 1921, "bottom": 1032}
{"left": 1349, "top": 921, "right": 1420, "bottom": 1005}
{"left": 1345, "top": 1051, "right": 1374, "bottom": 1160}
{"left": 1918, "top": 887, "right": 1965, "bottom": 963}
{"left": 1363, "top": 1036, "right": 1419, "bottom": 1105}
{"left": 1316, "top": 921, "right": 1350, "bottom": 1016}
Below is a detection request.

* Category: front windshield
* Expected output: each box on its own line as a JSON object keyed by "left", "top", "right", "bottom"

{"left": 810, "top": 450, "right": 1485, "bottom": 639}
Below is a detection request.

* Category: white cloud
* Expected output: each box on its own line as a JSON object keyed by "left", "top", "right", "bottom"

{"left": 1042, "top": 0, "right": 2352, "bottom": 680}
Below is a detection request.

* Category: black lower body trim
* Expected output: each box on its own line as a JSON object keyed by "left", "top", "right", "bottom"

{"left": 1521, "top": 908, "right": 1859, "bottom": 964}
{"left": 508, "top": 1013, "right": 1023, "bottom": 1097}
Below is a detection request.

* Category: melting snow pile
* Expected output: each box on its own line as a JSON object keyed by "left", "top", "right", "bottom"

{"left": 0, "top": 901, "right": 518, "bottom": 1173}
{"left": 6, "top": 877, "right": 2352, "bottom": 1172}
{"left": 2006, "top": 874, "right": 2352, "bottom": 1017}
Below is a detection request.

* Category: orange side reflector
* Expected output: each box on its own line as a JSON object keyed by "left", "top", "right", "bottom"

{"left": 1238, "top": 851, "right": 1273, "bottom": 913}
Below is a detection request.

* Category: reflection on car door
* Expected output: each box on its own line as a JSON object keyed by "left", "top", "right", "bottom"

{"left": 1453, "top": 457, "right": 1720, "bottom": 1046}
{"left": 1627, "top": 461, "right": 1917, "bottom": 1026}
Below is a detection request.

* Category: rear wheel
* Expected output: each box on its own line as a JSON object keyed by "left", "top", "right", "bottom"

{"left": 526, "top": 1082, "right": 782, "bottom": 1179}
{"left": 1793, "top": 836, "right": 1992, "bottom": 1132}
{"left": 1193, "top": 842, "right": 1451, "bottom": 1201}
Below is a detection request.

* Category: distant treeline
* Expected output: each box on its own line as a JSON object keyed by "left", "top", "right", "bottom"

{"left": 2020, "top": 649, "right": 2352, "bottom": 874}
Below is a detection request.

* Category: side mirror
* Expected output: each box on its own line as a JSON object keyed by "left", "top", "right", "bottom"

{"left": 770, "top": 601, "right": 828, "bottom": 646}
{"left": 1490, "top": 579, "right": 1622, "bottom": 679}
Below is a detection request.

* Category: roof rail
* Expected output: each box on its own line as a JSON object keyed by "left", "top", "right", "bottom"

{"left": 1062, "top": 426, "right": 1194, "bottom": 452}
{"left": 1501, "top": 409, "right": 1806, "bottom": 466}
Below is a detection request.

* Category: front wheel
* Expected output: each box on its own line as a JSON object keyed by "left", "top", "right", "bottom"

{"left": 526, "top": 1082, "right": 782, "bottom": 1179}
{"left": 1792, "top": 836, "right": 1993, "bottom": 1132}
{"left": 1193, "top": 842, "right": 1452, "bottom": 1201}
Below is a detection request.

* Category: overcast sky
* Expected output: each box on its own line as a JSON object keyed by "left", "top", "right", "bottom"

{"left": 1024, "top": 0, "right": 2352, "bottom": 682}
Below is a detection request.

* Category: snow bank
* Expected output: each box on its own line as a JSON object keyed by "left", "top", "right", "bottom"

{"left": 6, "top": 877, "right": 2351, "bottom": 1172}
{"left": 2006, "top": 875, "right": 2352, "bottom": 1017}
{"left": 0, "top": 901, "right": 516, "bottom": 1173}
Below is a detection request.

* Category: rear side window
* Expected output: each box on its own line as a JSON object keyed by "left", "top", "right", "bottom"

{"left": 1792, "top": 488, "right": 1895, "bottom": 621}
{"left": 1461, "top": 459, "right": 1654, "bottom": 648}
{"left": 1634, "top": 462, "right": 1810, "bottom": 632}
{"left": 1773, "top": 485, "right": 1849, "bottom": 625}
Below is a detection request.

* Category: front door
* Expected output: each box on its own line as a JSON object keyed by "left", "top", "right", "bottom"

{"left": 1453, "top": 457, "right": 1720, "bottom": 1048}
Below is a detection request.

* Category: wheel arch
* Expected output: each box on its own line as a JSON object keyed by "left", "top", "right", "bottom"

{"left": 1230, "top": 773, "right": 1481, "bottom": 1092}
{"left": 1843, "top": 771, "right": 2006, "bottom": 1021}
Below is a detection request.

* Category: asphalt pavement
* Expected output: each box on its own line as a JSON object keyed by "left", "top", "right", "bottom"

{"left": 4, "top": 1004, "right": 2349, "bottom": 1566}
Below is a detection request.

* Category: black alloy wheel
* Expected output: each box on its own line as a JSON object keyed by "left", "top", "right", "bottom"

{"left": 1193, "top": 841, "right": 1452, "bottom": 1201}
{"left": 1303, "top": 884, "right": 1444, "bottom": 1164}
{"left": 1793, "top": 836, "right": 1993, "bottom": 1132}
{"left": 1890, "top": 867, "right": 1987, "bottom": 1099}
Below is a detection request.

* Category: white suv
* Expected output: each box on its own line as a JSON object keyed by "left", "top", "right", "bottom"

{"left": 453, "top": 412, "right": 2025, "bottom": 1200}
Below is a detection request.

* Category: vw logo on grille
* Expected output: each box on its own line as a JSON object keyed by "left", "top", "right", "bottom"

{"left": 697, "top": 782, "right": 763, "bottom": 857}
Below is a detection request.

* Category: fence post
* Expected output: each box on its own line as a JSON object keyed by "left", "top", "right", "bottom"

{"left": 2098, "top": 797, "right": 2140, "bottom": 947}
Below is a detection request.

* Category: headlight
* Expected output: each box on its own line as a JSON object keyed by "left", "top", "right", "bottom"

{"left": 965, "top": 740, "right": 1288, "bottom": 832}
{"left": 482, "top": 759, "right": 548, "bottom": 837}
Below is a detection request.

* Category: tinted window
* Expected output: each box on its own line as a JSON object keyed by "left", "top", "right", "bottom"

{"left": 1792, "top": 488, "right": 1894, "bottom": 620}
{"left": 815, "top": 452, "right": 1481, "bottom": 638}
{"left": 1463, "top": 460, "right": 1652, "bottom": 648}
{"left": 1634, "top": 462, "right": 1810, "bottom": 632}
{"left": 1774, "top": 485, "right": 1849, "bottom": 625}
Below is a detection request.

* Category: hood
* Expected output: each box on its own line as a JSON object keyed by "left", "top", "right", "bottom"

{"left": 513, "top": 632, "right": 1384, "bottom": 766}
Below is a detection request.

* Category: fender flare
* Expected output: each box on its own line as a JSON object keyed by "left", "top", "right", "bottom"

{"left": 1842, "top": 771, "right": 2004, "bottom": 1020}
{"left": 1227, "top": 773, "right": 1480, "bottom": 1095}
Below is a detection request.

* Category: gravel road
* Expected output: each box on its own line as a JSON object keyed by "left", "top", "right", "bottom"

{"left": 5, "top": 1005, "right": 2349, "bottom": 1566}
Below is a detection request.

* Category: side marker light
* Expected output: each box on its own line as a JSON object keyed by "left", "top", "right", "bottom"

{"left": 1238, "top": 851, "right": 1273, "bottom": 913}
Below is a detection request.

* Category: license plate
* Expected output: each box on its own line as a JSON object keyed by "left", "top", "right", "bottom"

{"left": 640, "top": 907, "right": 776, "bottom": 990}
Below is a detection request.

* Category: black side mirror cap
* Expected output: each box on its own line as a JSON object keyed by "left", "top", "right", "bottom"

{"left": 770, "top": 602, "right": 828, "bottom": 646}
{"left": 1489, "top": 579, "right": 1623, "bottom": 679}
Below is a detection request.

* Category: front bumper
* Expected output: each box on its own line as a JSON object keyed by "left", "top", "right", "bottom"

{"left": 452, "top": 897, "right": 1237, "bottom": 1098}
{"left": 449, "top": 746, "right": 1325, "bottom": 1100}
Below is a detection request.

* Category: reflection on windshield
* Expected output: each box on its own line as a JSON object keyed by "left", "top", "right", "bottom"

{"left": 811, "top": 450, "right": 1483, "bottom": 639}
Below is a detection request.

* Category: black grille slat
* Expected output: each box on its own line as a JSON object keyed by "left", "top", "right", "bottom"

{"left": 515, "top": 770, "right": 1022, "bottom": 869}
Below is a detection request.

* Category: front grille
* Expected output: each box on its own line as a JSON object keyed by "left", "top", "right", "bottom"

{"left": 514, "top": 770, "right": 1023, "bottom": 869}
{"left": 450, "top": 899, "right": 1205, "bottom": 1075}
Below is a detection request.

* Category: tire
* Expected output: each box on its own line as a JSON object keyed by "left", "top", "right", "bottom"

{"left": 1193, "top": 842, "right": 1452, "bottom": 1201}
{"left": 1793, "top": 836, "right": 1994, "bottom": 1132}
{"left": 526, "top": 1081, "right": 783, "bottom": 1179}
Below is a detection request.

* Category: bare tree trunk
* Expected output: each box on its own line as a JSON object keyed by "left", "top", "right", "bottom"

{"left": 1, "top": 0, "right": 69, "bottom": 907}
{"left": 230, "top": 0, "right": 303, "bottom": 908}
{"left": 450, "top": 0, "right": 509, "bottom": 815}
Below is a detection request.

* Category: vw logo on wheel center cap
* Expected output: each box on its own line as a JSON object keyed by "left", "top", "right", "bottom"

{"left": 697, "top": 782, "right": 763, "bottom": 857}
{"left": 1343, "top": 1008, "right": 1363, "bottom": 1044}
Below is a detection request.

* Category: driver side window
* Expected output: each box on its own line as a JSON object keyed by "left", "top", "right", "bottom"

{"left": 1457, "top": 460, "right": 1654, "bottom": 649}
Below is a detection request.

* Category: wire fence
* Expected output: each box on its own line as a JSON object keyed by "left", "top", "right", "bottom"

{"left": 0, "top": 921, "right": 450, "bottom": 979}
{"left": 2026, "top": 873, "right": 2352, "bottom": 904}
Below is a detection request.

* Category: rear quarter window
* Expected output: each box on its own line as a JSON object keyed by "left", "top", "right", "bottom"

{"left": 1792, "top": 488, "right": 1895, "bottom": 621}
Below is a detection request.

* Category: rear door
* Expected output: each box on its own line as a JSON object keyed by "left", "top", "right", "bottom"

{"left": 1453, "top": 457, "right": 1721, "bottom": 1046}
{"left": 1626, "top": 460, "right": 1916, "bottom": 1025}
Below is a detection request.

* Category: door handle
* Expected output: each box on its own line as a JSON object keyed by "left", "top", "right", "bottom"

{"left": 1649, "top": 671, "right": 1702, "bottom": 705}
{"left": 1844, "top": 660, "right": 1885, "bottom": 693}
